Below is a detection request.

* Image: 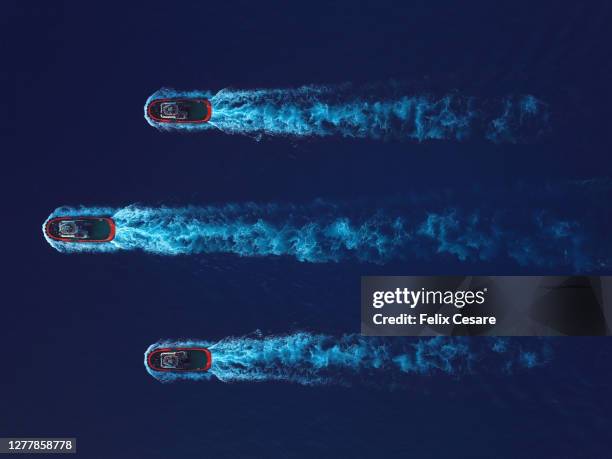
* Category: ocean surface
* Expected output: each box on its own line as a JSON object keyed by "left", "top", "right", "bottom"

{"left": 7, "top": 1, "right": 612, "bottom": 457}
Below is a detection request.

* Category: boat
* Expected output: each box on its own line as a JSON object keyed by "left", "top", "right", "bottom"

{"left": 44, "top": 216, "right": 115, "bottom": 243}
{"left": 147, "top": 347, "right": 212, "bottom": 372}
{"left": 146, "top": 98, "right": 212, "bottom": 124}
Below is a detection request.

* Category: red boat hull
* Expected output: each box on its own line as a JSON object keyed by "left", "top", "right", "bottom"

{"left": 147, "top": 347, "right": 212, "bottom": 372}
{"left": 44, "top": 217, "right": 116, "bottom": 243}
{"left": 147, "top": 98, "right": 212, "bottom": 124}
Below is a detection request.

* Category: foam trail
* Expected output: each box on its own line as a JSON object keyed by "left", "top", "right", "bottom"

{"left": 145, "top": 333, "right": 552, "bottom": 385}
{"left": 144, "top": 85, "right": 549, "bottom": 142}
{"left": 42, "top": 182, "right": 612, "bottom": 271}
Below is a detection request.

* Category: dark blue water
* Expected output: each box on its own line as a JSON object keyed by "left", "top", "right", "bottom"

{"left": 7, "top": 1, "right": 612, "bottom": 457}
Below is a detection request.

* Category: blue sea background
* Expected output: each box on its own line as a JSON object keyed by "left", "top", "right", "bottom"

{"left": 6, "top": 1, "right": 612, "bottom": 457}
